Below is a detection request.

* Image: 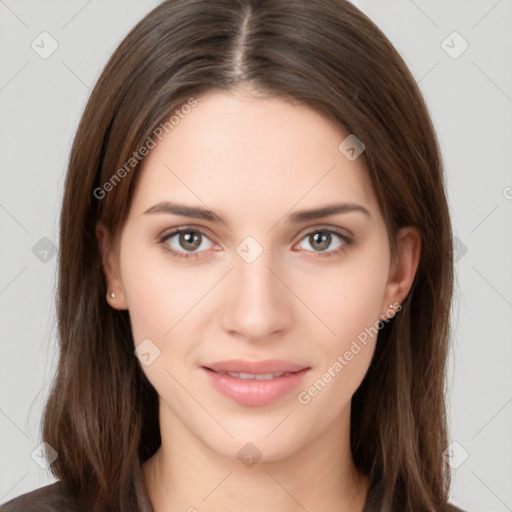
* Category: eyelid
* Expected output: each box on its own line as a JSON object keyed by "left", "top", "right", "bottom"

{"left": 296, "top": 223, "right": 354, "bottom": 240}
{"left": 158, "top": 225, "right": 217, "bottom": 243}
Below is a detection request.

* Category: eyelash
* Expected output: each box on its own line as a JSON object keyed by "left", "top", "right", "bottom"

{"left": 157, "top": 227, "right": 353, "bottom": 260}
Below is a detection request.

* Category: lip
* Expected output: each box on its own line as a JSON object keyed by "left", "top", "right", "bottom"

{"left": 203, "top": 359, "right": 308, "bottom": 374}
{"left": 201, "top": 359, "right": 310, "bottom": 407}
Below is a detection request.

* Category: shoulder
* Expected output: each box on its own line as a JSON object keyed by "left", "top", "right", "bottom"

{"left": 446, "top": 503, "right": 469, "bottom": 512}
{"left": 0, "top": 481, "right": 84, "bottom": 512}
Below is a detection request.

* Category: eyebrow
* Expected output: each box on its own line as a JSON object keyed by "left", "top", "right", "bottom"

{"left": 143, "top": 200, "right": 371, "bottom": 224}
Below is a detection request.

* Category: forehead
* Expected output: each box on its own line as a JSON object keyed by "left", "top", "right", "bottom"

{"left": 130, "top": 90, "right": 379, "bottom": 222}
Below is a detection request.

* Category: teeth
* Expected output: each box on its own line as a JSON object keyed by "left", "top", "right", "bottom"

{"left": 220, "top": 371, "right": 289, "bottom": 380}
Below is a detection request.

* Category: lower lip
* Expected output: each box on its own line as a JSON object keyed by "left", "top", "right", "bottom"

{"left": 201, "top": 367, "right": 310, "bottom": 407}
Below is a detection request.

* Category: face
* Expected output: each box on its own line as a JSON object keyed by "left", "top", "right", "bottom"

{"left": 98, "top": 89, "right": 419, "bottom": 463}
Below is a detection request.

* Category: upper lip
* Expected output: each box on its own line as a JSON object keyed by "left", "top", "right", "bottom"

{"left": 202, "top": 359, "right": 309, "bottom": 374}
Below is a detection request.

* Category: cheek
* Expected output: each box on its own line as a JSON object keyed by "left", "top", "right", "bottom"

{"left": 296, "top": 273, "right": 386, "bottom": 413}
{"left": 122, "top": 268, "right": 173, "bottom": 345}
{"left": 298, "top": 246, "right": 390, "bottom": 349}
{"left": 118, "top": 241, "right": 199, "bottom": 405}
{"left": 293, "top": 242, "right": 390, "bottom": 401}
{"left": 119, "top": 237, "right": 202, "bottom": 344}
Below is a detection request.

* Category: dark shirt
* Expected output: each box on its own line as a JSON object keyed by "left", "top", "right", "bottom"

{"left": 0, "top": 466, "right": 467, "bottom": 512}
{"left": 0, "top": 463, "right": 154, "bottom": 512}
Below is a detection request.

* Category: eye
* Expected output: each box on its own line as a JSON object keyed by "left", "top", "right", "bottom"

{"left": 158, "top": 226, "right": 352, "bottom": 261}
{"left": 295, "top": 228, "right": 352, "bottom": 257}
{"left": 158, "top": 228, "right": 216, "bottom": 260}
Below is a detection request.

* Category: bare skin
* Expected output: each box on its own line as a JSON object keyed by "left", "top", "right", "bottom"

{"left": 97, "top": 88, "right": 420, "bottom": 512}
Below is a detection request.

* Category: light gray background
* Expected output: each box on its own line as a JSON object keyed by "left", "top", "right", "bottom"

{"left": 1, "top": 1, "right": 511, "bottom": 511}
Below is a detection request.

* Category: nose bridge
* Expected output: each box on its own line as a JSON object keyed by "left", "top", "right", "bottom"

{"left": 221, "top": 238, "right": 291, "bottom": 340}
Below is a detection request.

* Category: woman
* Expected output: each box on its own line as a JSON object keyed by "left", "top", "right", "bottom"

{"left": 0, "top": 0, "right": 465, "bottom": 510}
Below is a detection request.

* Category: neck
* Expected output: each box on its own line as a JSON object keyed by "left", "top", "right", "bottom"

{"left": 143, "top": 404, "right": 369, "bottom": 512}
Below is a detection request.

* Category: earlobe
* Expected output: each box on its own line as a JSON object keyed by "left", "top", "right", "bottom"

{"left": 382, "top": 226, "right": 421, "bottom": 309}
{"left": 95, "top": 222, "right": 128, "bottom": 310}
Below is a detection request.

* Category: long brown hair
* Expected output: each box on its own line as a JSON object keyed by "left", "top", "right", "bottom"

{"left": 42, "top": 0, "right": 454, "bottom": 510}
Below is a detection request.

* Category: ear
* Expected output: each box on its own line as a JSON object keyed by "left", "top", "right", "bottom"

{"left": 380, "top": 226, "right": 421, "bottom": 315}
{"left": 96, "top": 222, "right": 128, "bottom": 310}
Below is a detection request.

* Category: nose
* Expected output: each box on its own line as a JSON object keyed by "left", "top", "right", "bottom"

{"left": 220, "top": 248, "right": 293, "bottom": 342}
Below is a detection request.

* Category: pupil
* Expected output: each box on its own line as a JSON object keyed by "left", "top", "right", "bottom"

{"left": 180, "top": 231, "right": 201, "bottom": 250}
{"left": 311, "top": 232, "right": 330, "bottom": 251}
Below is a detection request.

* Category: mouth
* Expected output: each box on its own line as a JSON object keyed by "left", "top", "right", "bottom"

{"left": 200, "top": 359, "right": 310, "bottom": 407}
{"left": 206, "top": 370, "right": 298, "bottom": 380}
